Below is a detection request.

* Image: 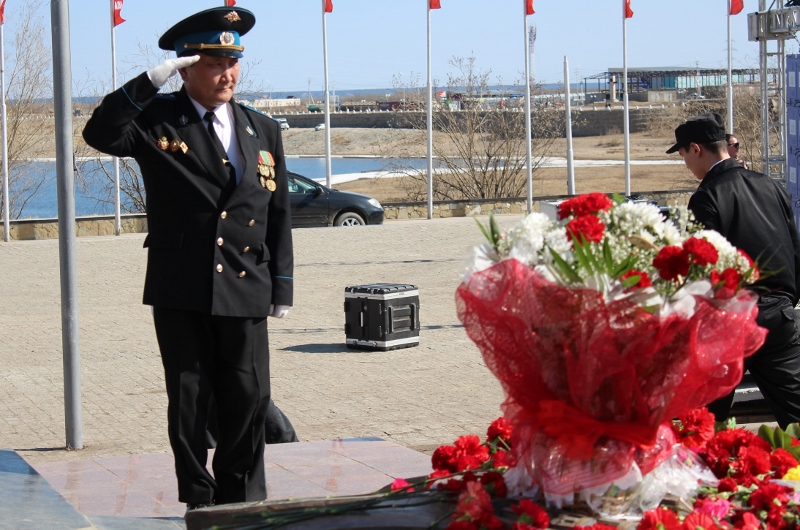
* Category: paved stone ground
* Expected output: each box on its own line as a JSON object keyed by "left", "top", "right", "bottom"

{"left": 0, "top": 216, "right": 524, "bottom": 466}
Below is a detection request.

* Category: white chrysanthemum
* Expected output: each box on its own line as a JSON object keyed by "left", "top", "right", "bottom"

{"left": 662, "top": 220, "right": 683, "bottom": 246}
{"left": 603, "top": 202, "right": 667, "bottom": 240}
{"left": 501, "top": 212, "right": 568, "bottom": 266}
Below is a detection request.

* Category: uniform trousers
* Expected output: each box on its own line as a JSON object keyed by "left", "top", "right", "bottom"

{"left": 152, "top": 306, "right": 271, "bottom": 505}
{"left": 707, "top": 294, "right": 800, "bottom": 429}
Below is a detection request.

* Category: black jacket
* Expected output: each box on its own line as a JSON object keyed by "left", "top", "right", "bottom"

{"left": 83, "top": 73, "right": 293, "bottom": 317}
{"left": 688, "top": 158, "right": 800, "bottom": 305}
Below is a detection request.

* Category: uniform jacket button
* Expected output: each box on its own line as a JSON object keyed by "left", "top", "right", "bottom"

{"left": 216, "top": 264, "right": 224, "bottom": 273}
{"left": 216, "top": 237, "right": 224, "bottom": 246}
{"left": 243, "top": 246, "right": 250, "bottom": 253}
{"left": 247, "top": 219, "right": 255, "bottom": 226}
{"left": 238, "top": 271, "right": 247, "bottom": 278}
{"left": 220, "top": 211, "right": 228, "bottom": 219}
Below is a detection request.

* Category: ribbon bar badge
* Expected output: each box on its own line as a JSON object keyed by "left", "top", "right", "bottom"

{"left": 258, "top": 150, "right": 276, "bottom": 191}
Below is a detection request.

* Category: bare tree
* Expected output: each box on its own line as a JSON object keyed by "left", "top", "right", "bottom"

{"left": 389, "top": 56, "right": 564, "bottom": 201}
{"left": 1, "top": 0, "right": 53, "bottom": 219}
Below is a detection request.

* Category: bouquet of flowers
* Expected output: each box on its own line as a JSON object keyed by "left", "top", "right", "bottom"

{"left": 456, "top": 193, "right": 767, "bottom": 514}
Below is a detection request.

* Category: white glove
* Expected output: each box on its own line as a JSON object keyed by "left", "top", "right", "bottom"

{"left": 269, "top": 304, "right": 290, "bottom": 319}
{"left": 147, "top": 56, "right": 200, "bottom": 89}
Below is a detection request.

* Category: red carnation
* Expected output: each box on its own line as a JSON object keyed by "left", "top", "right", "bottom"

{"left": 770, "top": 448, "right": 799, "bottom": 478}
{"left": 480, "top": 471, "right": 507, "bottom": 497}
{"left": 432, "top": 445, "right": 458, "bottom": 472}
{"left": 749, "top": 481, "right": 792, "bottom": 511}
{"left": 451, "top": 481, "right": 503, "bottom": 530}
{"left": 717, "top": 477, "right": 739, "bottom": 493}
{"left": 683, "top": 237, "right": 719, "bottom": 266}
{"left": 390, "top": 478, "right": 414, "bottom": 492}
{"left": 567, "top": 214, "right": 605, "bottom": 243}
{"left": 486, "top": 417, "right": 513, "bottom": 443}
{"left": 489, "top": 449, "right": 514, "bottom": 468}
{"left": 511, "top": 498, "right": 550, "bottom": 529}
{"left": 653, "top": 246, "right": 690, "bottom": 281}
{"left": 621, "top": 269, "right": 653, "bottom": 290}
{"left": 733, "top": 512, "right": 760, "bottom": 530}
{"left": 672, "top": 408, "right": 716, "bottom": 451}
{"left": 711, "top": 268, "right": 742, "bottom": 299}
{"left": 557, "top": 192, "right": 613, "bottom": 219}
{"left": 637, "top": 507, "right": 682, "bottom": 530}
{"left": 433, "top": 435, "right": 490, "bottom": 474}
{"left": 682, "top": 512, "right": 719, "bottom": 530}
{"left": 730, "top": 444, "right": 772, "bottom": 479}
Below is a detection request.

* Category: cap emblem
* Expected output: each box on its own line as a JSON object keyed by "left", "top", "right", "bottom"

{"left": 220, "top": 32, "right": 235, "bottom": 46}
{"left": 224, "top": 11, "right": 241, "bottom": 23}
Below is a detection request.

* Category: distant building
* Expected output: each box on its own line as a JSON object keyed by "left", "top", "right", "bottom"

{"left": 580, "top": 66, "right": 762, "bottom": 104}
{"left": 251, "top": 98, "right": 304, "bottom": 110}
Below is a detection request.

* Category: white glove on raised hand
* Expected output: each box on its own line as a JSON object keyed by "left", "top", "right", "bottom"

{"left": 269, "top": 304, "right": 291, "bottom": 319}
{"left": 147, "top": 56, "right": 200, "bottom": 89}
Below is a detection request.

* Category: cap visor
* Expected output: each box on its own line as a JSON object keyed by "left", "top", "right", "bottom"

{"left": 665, "top": 143, "right": 681, "bottom": 154}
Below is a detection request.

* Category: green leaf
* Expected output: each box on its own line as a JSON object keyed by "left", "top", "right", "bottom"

{"left": 759, "top": 424, "right": 776, "bottom": 447}
{"left": 785, "top": 423, "right": 800, "bottom": 440}
{"left": 788, "top": 446, "right": 800, "bottom": 463}
{"left": 621, "top": 275, "right": 641, "bottom": 289}
{"left": 476, "top": 218, "right": 494, "bottom": 246}
{"left": 549, "top": 248, "right": 582, "bottom": 283}
{"left": 490, "top": 214, "right": 502, "bottom": 247}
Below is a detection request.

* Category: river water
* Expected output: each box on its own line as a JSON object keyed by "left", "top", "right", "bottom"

{"left": 15, "top": 156, "right": 431, "bottom": 220}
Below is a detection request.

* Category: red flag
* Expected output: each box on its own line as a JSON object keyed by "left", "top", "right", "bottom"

{"left": 430, "top": 0, "right": 441, "bottom": 8}
{"left": 0, "top": 0, "right": 6, "bottom": 25}
{"left": 225, "top": 0, "right": 237, "bottom": 6}
{"left": 730, "top": 0, "right": 744, "bottom": 15}
{"left": 324, "top": 0, "right": 333, "bottom": 13}
{"left": 624, "top": 0, "right": 633, "bottom": 18}
{"left": 526, "top": 0, "right": 534, "bottom": 15}
{"left": 113, "top": 0, "right": 125, "bottom": 27}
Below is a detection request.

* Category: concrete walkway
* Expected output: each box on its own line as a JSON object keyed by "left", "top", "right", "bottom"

{"left": 0, "top": 216, "right": 516, "bottom": 467}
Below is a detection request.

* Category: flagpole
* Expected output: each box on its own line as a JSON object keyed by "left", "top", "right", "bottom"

{"left": 426, "top": 2, "right": 433, "bottom": 219}
{"left": 622, "top": 0, "right": 631, "bottom": 196}
{"left": 523, "top": 3, "right": 533, "bottom": 212}
{"left": 111, "top": 1, "right": 121, "bottom": 236}
{"left": 727, "top": 0, "right": 734, "bottom": 134}
{"left": 564, "top": 56, "right": 575, "bottom": 195}
{"left": 322, "top": 1, "right": 332, "bottom": 188}
{"left": 1, "top": 20, "right": 8, "bottom": 242}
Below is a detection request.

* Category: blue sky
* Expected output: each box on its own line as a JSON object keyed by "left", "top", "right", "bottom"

{"left": 22, "top": 1, "right": 792, "bottom": 95}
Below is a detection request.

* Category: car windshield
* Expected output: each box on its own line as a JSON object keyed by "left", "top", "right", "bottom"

{"left": 288, "top": 177, "right": 318, "bottom": 194}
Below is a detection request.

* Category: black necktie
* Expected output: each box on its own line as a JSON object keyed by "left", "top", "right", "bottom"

{"left": 204, "top": 111, "right": 237, "bottom": 200}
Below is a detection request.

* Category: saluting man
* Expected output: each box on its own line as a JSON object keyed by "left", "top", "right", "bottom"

{"left": 83, "top": 7, "right": 293, "bottom": 510}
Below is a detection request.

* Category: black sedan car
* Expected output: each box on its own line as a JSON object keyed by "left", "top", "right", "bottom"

{"left": 287, "top": 172, "right": 385, "bottom": 228}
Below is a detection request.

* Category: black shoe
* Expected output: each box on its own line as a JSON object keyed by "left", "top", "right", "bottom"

{"left": 185, "top": 503, "right": 212, "bottom": 515}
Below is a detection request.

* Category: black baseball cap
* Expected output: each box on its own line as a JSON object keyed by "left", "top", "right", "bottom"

{"left": 158, "top": 7, "right": 256, "bottom": 59}
{"left": 666, "top": 112, "right": 726, "bottom": 154}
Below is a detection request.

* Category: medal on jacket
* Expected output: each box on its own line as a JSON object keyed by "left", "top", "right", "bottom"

{"left": 258, "top": 150, "right": 277, "bottom": 191}
{"left": 157, "top": 137, "right": 169, "bottom": 150}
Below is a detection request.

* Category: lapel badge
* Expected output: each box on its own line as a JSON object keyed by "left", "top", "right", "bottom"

{"left": 178, "top": 115, "right": 189, "bottom": 126}
{"left": 169, "top": 139, "right": 181, "bottom": 152}
{"left": 246, "top": 126, "right": 255, "bottom": 136}
{"left": 157, "top": 137, "right": 169, "bottom": 151}
{"left": 179, "top": 141, "right": 189, "bottom": 154}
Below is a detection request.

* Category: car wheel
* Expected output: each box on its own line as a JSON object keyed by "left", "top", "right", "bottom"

{"left": 334, "top": 212, "right": 365, "bottom": 227}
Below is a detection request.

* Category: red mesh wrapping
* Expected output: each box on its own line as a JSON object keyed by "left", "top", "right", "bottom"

{"left": 456, "top": 260, "right": 766, "bottom": 495}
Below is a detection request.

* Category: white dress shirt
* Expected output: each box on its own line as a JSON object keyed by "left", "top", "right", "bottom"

{"left": 188, "top": 97, "right": 244, "bottom": 184}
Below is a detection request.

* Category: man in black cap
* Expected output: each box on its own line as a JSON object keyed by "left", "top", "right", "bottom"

{"left": 83, "top": 7, "right": 295, "bottom": 509}
{"left": 669, "top": 112, "right": 800, "bottom": 428}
